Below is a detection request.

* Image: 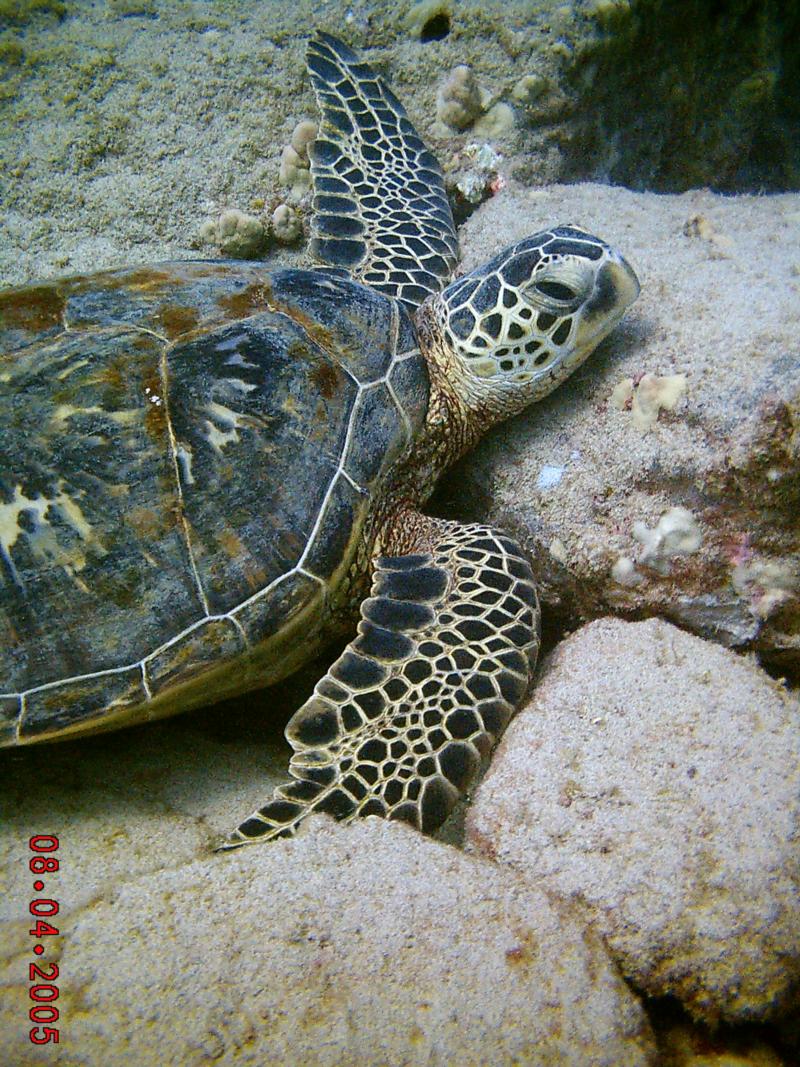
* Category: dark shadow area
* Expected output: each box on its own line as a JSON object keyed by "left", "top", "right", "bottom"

{"left": 420, "top": 12, "right": 451, "bottom": 43}
{"left": 646, "top": 993, "right": 799, "bottom": 1064}
{"left": 563, "top": 0, "right": 799, "bottom": 192}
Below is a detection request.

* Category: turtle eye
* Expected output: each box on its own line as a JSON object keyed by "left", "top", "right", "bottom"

{"left": 525, "top": 261, "right": 592, "bottom": 313}
{"left": 534, "top": 279, "right": 577, "bottom": 302}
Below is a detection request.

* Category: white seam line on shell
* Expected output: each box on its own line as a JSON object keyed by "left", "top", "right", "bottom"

{"left": 383, "top": 303, "right": 414, "bottom": 442}
{"left": 127, "top": 324, "right": 169, "bottom": 343}
{"left": 384, "top": 372, "right": 413, "bottom": 444}
{"left": 297, "top": 567, "right": 325, "bottom": 586}
{"left": 9, "top": 613, "right": 242, "bottom": 700}
{"left": 228, "top": 615, "right": 249, "bottom": 648}
{"left": 228, "top": 572, "right": 295, "bottom": 618}
{"left": 340, "top": 468, "right": 366, "bottom": 493}
{"left": 159, "top": 340, "right": 210, "bottom": 617}
{"left": 262, "top": 298, "right": 363, "bottom": 389}
{"left": 141, "top": 662, "right": 152, "bottom": 702}
{"left": 14, "top": 694, "right": 25, "bottom": 744}
{"left": 10, "top": 660, "right": 149, "bottom": 698}
{"left": 297, "top": 379, "right": 365, "bottom": 569}
{"left": 389, "top": 297, "right": 399, "bottom": 365}
{"left": 144, "top": 616, "right": 210, "bottom": 663}
{"left": 44, "top": 322, "right": 170, "bottom": 347}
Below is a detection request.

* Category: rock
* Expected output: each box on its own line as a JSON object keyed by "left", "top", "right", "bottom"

{"left": 631, "top": 506, "right": 703, "bottom": 575}
{"left": 657, "top": 1020, "right": 785, "bottom": 1067}
{"left": 466, "top": 618, "right": 800, "bottom": 1025}
{"left": 565, "top": 1, "right": 797, "bottom": 192}
{"left": 437, "top": 182, "right": 800, "bottom": 666}
{"left": 0, "top": 812, "right": 656, "bottom": 1065}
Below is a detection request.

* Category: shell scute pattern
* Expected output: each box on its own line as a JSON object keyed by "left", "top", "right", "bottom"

{"left": 344, "top": 384, "right": 406, "bottom": 487}
{"left": 164, "top": 309, "right": 358, "bottom": 610}
{"left": 267, "top": 268, "right": 402, "bottom": 383}
{"left": 1, "top": 325, "right": 199, "bottom": 693}
{"left": 0, "top": 261, "right": 427, "bottom": 744}
{"left": 232, "top": 570, "right": 321, "bottom": 648}
{"left": 0, "top": 283, "right": 67, "bottom": 352}
{"left": 20, "top": 665, "right": 145, "bottom": 743}
{"left": 146, "top": 616, "right": 247, "bottom": 699}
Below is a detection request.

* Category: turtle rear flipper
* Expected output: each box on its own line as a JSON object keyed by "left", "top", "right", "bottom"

{"left": 220, "top": 516, "right": 539, "bottom": 847}
{"left": 306, "top": 33, "right": 459, "bottom": 312}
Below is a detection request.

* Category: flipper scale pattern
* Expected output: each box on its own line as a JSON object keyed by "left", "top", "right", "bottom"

{"left": 307, "top": 33, "right": 459, "bottom": 312}
{"left": 221, "top": 520, "right": 540, "bottom": 847}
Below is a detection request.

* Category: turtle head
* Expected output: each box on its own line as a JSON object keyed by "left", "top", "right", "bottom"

{"left": 429, "top": 225, "right": 639, "bottom": 416}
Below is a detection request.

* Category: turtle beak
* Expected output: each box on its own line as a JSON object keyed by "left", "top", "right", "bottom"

{"left": 603, "top": 253, "right": 640, "bottom": 313}
{"left": 579, "top": 251, "right": 640, "bottom": 333}
{"left": 569, "top": 250, "right": 640, "bottom": 365}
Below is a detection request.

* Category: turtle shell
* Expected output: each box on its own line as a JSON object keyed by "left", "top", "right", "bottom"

{"left": 0, "top": 262, "right": 429, "bottom": 745}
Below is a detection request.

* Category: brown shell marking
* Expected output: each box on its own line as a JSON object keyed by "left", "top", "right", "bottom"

{"left": 0, "top": 283, "right": 65, "bottom": 334}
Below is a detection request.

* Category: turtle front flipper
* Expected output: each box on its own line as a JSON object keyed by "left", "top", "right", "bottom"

{"left": 220, "top": 517, "right": 539, "bottom": 848}
{"left": 306, "top": 33, "right": 459, "bottom": 311}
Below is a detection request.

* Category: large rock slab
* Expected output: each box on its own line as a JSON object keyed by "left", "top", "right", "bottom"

{"left": 439, "top": 183, "right": 800, "bottom": 668}
{"left": 466, "top": 617, "right": 800, "bottom": 1024}
{"left": 0, "top": 814, "right": 655, "bottom": 1066}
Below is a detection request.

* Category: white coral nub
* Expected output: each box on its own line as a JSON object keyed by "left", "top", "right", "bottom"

{"left": 199, "top": 209, "right": 266, "bottom": 259}
{"left": 610, "top": 373, "right": 686, "bottom": 431}
{"left": 437, "top": 65, "right": 486, "bottom": 130}
{"left": 633, "top": 507, "right": 703, "bottom": 574}
{"left": 280, "top": 120, "right": 317, "bottom": 203}
{"left": 732, "top": 559, "right": 796, "bottom": 619}
{"left": 271, "top": 204, "right": 302, "bottom": 245}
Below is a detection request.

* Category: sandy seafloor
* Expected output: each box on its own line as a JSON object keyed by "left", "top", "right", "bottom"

{"left": 0, "top": 0, "right": 576, "bottom": 286}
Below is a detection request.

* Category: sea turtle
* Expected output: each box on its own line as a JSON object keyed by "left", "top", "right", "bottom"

{"left": 0, "top": 34, "right": 639, "bottom": 847}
